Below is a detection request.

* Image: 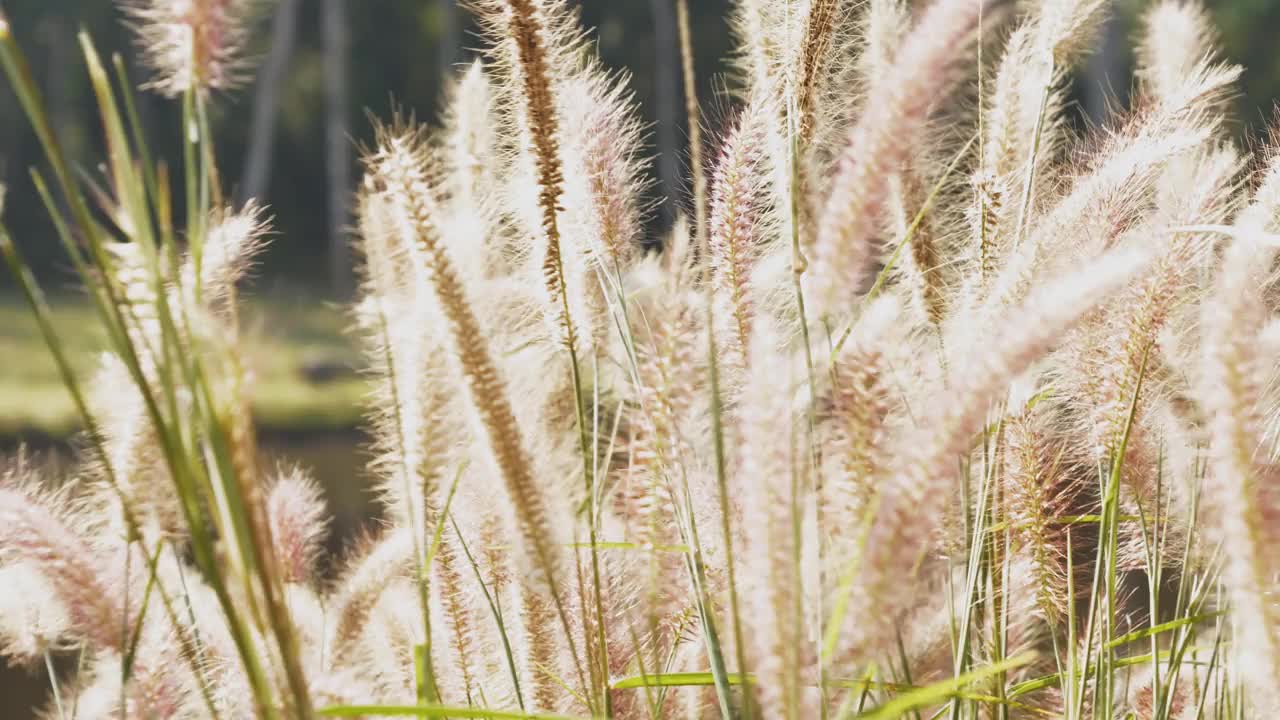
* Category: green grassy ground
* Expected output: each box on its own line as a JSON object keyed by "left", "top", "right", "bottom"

{"left": 1, "top": 295, "right": 375, "bottom": 719}
{"left": 0, "top": 294, "right": 369, "bottom": 439}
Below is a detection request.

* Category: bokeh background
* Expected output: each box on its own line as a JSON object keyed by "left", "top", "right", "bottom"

{"left": 2, "top": 0, "right": 1280, "bottom": 714}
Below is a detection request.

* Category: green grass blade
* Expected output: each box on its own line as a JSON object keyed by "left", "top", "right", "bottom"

{"left": 121, "top": 542, "right": 165, "bottom": 683}
{"left": 704, "top": 291, "right": 752, "bottom": 715}
{"left": 612, "top": 672, "right": 752, "bottom": 690}
{"left": 854, "top": 653, "right": 1037, "bottom": 720}
{"left": 831, "top": 130, "right": 978, "bottom": 356}
{"left": 318, "top": 705, "right": 592, "bottom": 719}
{"left": 452, "top": 516, "right": 526, "bottom": 710}
{"left": 1103, "top": 612, "right": 1224, "bottom": 651}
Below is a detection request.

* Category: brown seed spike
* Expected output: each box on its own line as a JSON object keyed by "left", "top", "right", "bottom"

{"left": 797, "top": 0, "right": 839, "bottom": 147}
{"left": 365, "top": 129, "right": 577, "bottom": 708}
{"left": 368, "top": 130, "right": 560, "bottom": 588}
{"left": 502, "top": 0, "right": 577, "bottom": 353}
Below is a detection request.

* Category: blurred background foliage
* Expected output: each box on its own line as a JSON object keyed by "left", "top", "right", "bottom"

{"left": 0, "top": 0, "right": 736, "bottom": 291}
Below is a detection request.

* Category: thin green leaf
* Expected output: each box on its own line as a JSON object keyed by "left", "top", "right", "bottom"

{"left": 855, "top": 653, "right": 1037, "bottom": 720}
{"left": 318, "top": 705, "right": 592, "bottom": 719}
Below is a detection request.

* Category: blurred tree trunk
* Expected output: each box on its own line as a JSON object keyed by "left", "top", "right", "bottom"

{"left": 240, "top": 0, "right": 301, "bottom": 205}
{"left": 1083, "top": 11, "right": 1127, "bottom": 123}
{"left": 438, "top": 0, "right": 461, "bottom": 72}
{"left": 323, "top": 0, "right": 353, "bottom": 294}
{"left": 649, "top": 0, "right": 682, "bottom": 225}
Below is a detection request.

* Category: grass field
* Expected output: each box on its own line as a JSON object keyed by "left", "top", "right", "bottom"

{"left": 0, "top": 293, "right": 369, "bottom": 439}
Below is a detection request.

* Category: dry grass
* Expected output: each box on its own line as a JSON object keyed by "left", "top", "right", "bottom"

{"left": 4, "top": 0, "right": 1280, "bottom": 718}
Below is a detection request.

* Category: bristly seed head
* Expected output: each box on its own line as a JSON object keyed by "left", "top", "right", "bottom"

{"left": 120, "top": 0, "right": 264, "bottom": 96}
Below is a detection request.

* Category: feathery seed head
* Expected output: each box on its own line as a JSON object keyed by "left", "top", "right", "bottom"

{"left": 1202, "top": 226, "right": 1280, "bottom": 704}
{"left": 265, "top": 468, "right": 328, "bottom": 585}
{"left": 355, "top": 158, "right": 459, "bottom": 538}
{"left": 0, "top": 563, "right": 71, "bottom": 665}
{"left": 552, "top": 69, "right": 650, "bottom": 296}
{"left": 1034, "top": 0, "right": 1110, "bottom": 67}
{"left": 818, "top": 295, "right": 904, "bottom": 532}
{"left": 85, "top": 353, "right": 180, "bottom": 543}
{"left": 327, "top": 529, "right": 415, "bottom": 660}
{"left": 364, "top": 120, "right": 568, "bottom": 598}
{"left": 738, "top": 319, "right": 813, "bottom": 718}
{"left": 1241, "top": 129, "right": 1280, "bottom": 231}
{"left": 808, "top": 0, "right": 1006, "bottom": 321}
{"left": 857, "top": 0, "right": 910, "bottom": 92}
{"left": 1139, "top": 0, "right": 1221, "bottom": 106}
{"left": 730, "top": 0, "right": 789, "bottom": 101}
{"left": 1003, "top": 405, "right": 1080, "bottom": 624}
{"left": 184, "top": 202, "right": 271, "bottom": 313}
{"left": 120, "top": 0, "right": 265, "bottom": 96}
{"left": 483, "top": 0, "right": 581, "bottom": 350}
{"left": 1060, "top": 147, "right": 1239, "bottom": 473}
{"left": 796, "top": 0, "right": 862, "bottom": 147}
{"left": 839, "top": 247, "right": 1151, "bottom": 663}
{"left": 708, "top": 100, "right": 774, "bottom": 370}
{"left": 0, "top": 487, "right": 130, "bottom": 652}
{"left": 439, "top": 61, "right": 509, "bottom": 281}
